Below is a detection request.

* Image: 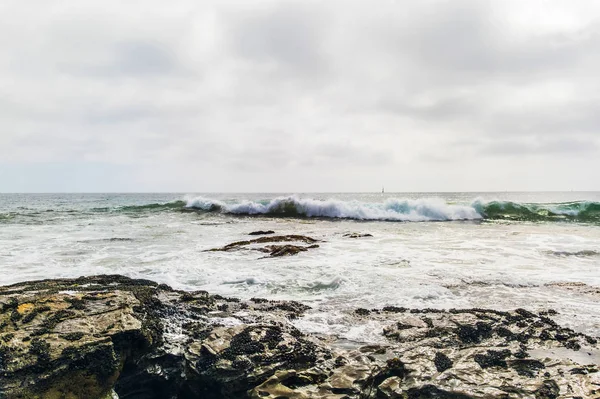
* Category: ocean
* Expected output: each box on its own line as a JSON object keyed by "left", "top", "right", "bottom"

{"left": 1, "top": 192, "right": 599, "bottom": 343}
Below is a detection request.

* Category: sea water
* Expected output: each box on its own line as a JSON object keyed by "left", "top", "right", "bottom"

{"left": 1, "top": 192, "right": 599, "bottom": 343}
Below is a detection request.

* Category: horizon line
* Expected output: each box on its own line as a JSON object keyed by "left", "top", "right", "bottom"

{"left": 0, "top": 190, "right": 597, "bottom": 195}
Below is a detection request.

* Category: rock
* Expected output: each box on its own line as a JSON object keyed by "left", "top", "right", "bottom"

{"left": 343, "top": 233, "right": 373, "bottom": 238}
{"left": 0, "top": 275, "right": 161, "bottom": 399}
{"left": 1, "top": 276, "right": 599, "bottom": 399}
{"left": 248, "top": 230, "right": 275, "bottom": 236}
{"left": 378, "top": 307, "right": 599, "bottom": 397}
{"left": 208, "top": 235, "right": 320, "bottom": 258}
{"left": 261, "top": 244, "right": 320, "bottom": 257}
{"left": 433, "top": 352, "right": 452, "bottom": 372}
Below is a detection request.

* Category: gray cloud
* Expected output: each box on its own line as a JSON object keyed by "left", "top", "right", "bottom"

{"left": 1, "top": 0, "right": 600, "bottom": 192}
{"left": 482, "top": 137, "right": 599, "bottom": 156}
{"left": 62, "top": 41, "right": 179, "bottom": 77}
{"left": 227, "top": 3, "right": 329, "bottom": 76}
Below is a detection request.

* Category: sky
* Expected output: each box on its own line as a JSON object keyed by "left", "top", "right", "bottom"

{"left": 1, "top": 0, "right": 599, "bottom": 192}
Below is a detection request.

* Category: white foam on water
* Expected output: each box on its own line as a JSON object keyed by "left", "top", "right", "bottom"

{"left": 2, "top": 193, "right": 600, "bottom": 343}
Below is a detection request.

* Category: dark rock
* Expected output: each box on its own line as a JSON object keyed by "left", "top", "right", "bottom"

{"left": 1, "top": 298, "right": 18, "bottom": 313}
{"left": 405, "top": 385, "right": 474, "bottom": 399}
{"left": 208, "top": 235, "right": 320, "bottom": 258}
{"left": 210, "top": 235, "right": 319, "bottom": 252}
{"left": 382, "top": 306, "right": 408, "bottom": 313}
{"left": 264, "top": 244, "right": 312, "bottom": 257}
{"left": 457, "top": 325, "right": 482, "bottom": 344}
{"left": 534, "top": 379, "right": 560, "bottom": 399}
{"left": 514, "top": 349, "right": 529, "bottom": 359}
{"left": 565, "top": 340, "right": 582, "bottom": 351}
{"left": 355, "top": 308, "right": 370, "bottom": 316}
{"left": 510, "top": 359, "right": 546, "bottom": 377}
{"left": 343, "top": 233, "right": 373, "bottom": 238}
{"left": 434, "top": 352, "right": 453, "bottom": 372}
{"left": 63, "top": 332, "right": 86, "bottom": 341}
{"left": 473, "top": 349, "right": 511, "bottom": 369}
{"left": 515, "top": 308, "right": 537, "bottom": 319}
{"left": 248, "top": 230, "right": 275, "bottom": 236}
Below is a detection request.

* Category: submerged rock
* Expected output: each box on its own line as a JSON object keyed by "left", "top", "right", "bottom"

{"left": 1, "top": 275, "right": 598, "bottom": 399}
{"left": 208, "top": 235, "right": 320, "bottom": 258}
{"left": 248, "top": 230, "right": 275, "bottom": 236}
{"left": 545, "top": 281, "right": 600, "bottom": 298}
{"left": 343, "top": 233, "right": 373, "bottom": 238}
{"left": 259, "top": 244, "right": 320, "bottom": 257}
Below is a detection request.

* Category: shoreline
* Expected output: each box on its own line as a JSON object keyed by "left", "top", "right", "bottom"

{"left": 1, "top": 274, "right": 598, "bottom": 398}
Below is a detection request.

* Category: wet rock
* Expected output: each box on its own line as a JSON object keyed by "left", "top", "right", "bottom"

{"left": 355, "top": 308, "right": 370, "bottom": 316}
{"left": 248, "top": 230, "right": 275, "bottom": 236}
{"left": 261, "top": 244, "right": 319, "bottom": 257}
{"left": 343, "top": 233, "right": 373, "bottom": 238}
{"left": 210, "top": 234, "right": 319, "bottom": 251}
{"left": 510, "top": 359, "right": 546, "bottom": 377}
{"left": 1, "top": 276, "right": 599, "bottom": 399}
{"left": 208, "top": 235, "right": 320, "bottom": 258}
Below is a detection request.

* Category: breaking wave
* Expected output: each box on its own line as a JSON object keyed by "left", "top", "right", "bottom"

{"left": 4, "top": 196, "right": 600, "bottom": 224}
{"left": 471, "top": 199, "right": 600, "bottom": 223}
{"left": 181, "top": 196, "right": 600, "bottom": 223}
{"left": 185, "top": 196, "right": 481, "bottom": 222}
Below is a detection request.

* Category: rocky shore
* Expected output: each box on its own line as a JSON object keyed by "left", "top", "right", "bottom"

{"left": 1, "top": 275, "right": 598, "bottom": 399}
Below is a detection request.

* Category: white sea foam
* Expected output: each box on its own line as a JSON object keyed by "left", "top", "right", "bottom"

{"left": 2, "top": 192, "right": 600, "bottom": 343}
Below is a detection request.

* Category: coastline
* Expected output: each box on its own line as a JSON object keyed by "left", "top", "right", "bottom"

{"left": 1, "top": 275, "right": 598, "bottom": 399}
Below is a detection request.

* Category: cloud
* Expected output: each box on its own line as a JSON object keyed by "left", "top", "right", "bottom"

{"left": 61, "top": 41, "right": 180, "bottom": 78}
{"left": 226, "top": 2, "right": 329, "bottom": 78}
{"left": 482, "top": 137, "right": 599, "bottom": 156}
{"left": 1, "top": 0, "right": 600, "bottom": 192}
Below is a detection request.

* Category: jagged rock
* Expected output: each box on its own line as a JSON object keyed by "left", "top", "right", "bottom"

{"left": 1, "top": 276, "right": 599, "bottom": 399}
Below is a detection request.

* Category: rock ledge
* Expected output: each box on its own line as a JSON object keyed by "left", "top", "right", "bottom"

{"left": 1, "top": 275, "right": 598, "bottom": 399}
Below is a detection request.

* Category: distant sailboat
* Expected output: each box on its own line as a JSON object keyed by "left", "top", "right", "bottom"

{"left": 382, "top": 186, "right": 384, "bottom": 194}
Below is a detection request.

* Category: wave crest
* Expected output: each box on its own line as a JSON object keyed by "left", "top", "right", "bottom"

{"left": 183, "top": 196, "right": 600, "bottom": 223}
{"left": 185, "top": 196, "right": 482, "bottom": 222}
{"left": 6, "top": 195, "right": 598, "bottom": 224}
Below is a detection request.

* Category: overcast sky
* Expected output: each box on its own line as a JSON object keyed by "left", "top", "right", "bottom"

{"left": 1, "top": 0, "right": 599, "bottom": 192}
